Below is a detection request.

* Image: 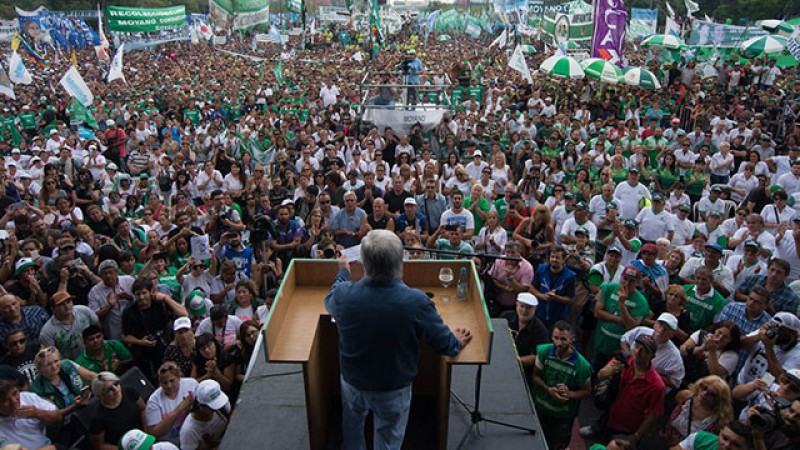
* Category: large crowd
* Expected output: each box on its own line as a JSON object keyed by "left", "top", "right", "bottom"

{"left": 0, "top": 16, "right": 799, "bottom": 450}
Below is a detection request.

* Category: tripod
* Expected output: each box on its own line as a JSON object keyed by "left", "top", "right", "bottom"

{"left": 450, "top": 365, "right": 536, "bottom": 449}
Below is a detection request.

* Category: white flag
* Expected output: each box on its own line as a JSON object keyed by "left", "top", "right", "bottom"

{"left": 508, "top": 44, "right": 532, "bottom": 84}
{"left": 704, "top": 14, "right": 713, "bottom": 22}
{"left": 490, "top": 29, "right": 506, "bottom": 48}
{"left": 60, "top": 66, "right": 94, "bottom": 106}
{"left": 107, "top": 44, "right": 126, "bottom": 84}
{"left": 665, "top": 17, "right": 681, "bottom": 37}
{"left": 351, "top": 51, "right": 363, "bottom": 62}
{"left": 665, "top": 2, "right": 675, "bottom": 19}
{"left": 684, "top": 0, "right": 699, "bottom": 16}
{"left": 0, "top": 67, "right": 14, "bottom": 100}
{"left": 8, "top": 52, "right": 32, "bottom": 85}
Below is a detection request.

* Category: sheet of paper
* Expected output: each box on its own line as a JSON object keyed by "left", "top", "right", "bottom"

{"left": 191, "top": 234, "right": 211, "bottom": 261}
{"left": 340, "top": 245, "right": 361, "bottom": 263}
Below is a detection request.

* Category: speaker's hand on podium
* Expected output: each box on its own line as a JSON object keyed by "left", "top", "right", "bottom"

{"left": 454, "top": 328, "right": 472, "bottom": 349}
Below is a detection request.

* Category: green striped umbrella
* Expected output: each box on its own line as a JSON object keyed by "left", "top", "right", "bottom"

{"left": 740, "top": 35, "right": 787, "bottom": 56}
{"left": 756, "top": 20, "right": 796, "bottom": 37}
{"left": 641, "top": 34, "right": 686, "bottom": 50}
{"left": 437, "top": 34, "right": 452, "bottom": 41}
{"left": 622, "top": 66, "right": 661, "bottom": 89}
{"left": 580, "top": 58, "right": 623, "bottom": 83}
{"left": 539, "top": 54, "right": 585, "bottom": 79}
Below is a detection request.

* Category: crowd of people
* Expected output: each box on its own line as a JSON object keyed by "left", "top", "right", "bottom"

{"left": 0, "top": 15, "right": 799, "bottom": 450}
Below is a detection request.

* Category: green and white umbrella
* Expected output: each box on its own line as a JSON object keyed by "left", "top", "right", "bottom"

{"left": 756, "top": 20, "right": 796, "bottom": 36}
{"left": 540, "top": 54, "right": 585, "bottom": 79}
{"left": 437, "top": 34, "right": 451, "bottom": 41}
{"left": 622, "top": 66, "right": 661, "bottom": 89}
{"left": 641, "top": 34, "right": 686, "bottom": 50}
{"left": 740, "top": 35, "right": 787, "bottom": 56}
{"left": 580, "top": 58, "right": 623, "bottom": 83}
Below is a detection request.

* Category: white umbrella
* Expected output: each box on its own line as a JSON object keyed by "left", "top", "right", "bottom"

{"left": 622, "top": 67, "right": 661, "bottom": 89}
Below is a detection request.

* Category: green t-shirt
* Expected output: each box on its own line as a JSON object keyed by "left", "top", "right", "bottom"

{"left": 683, "top": 285, "right": 727, "bottom": 331}
{"left": 595, "top": 283, "right": 650, "bottom": 356}
{"left": 185, "top": 109, "right": 201, "bottom": 126}
{"left": 74, "top": 340, "right": 132, "bottom": 373}
{"left": 158, "top": 266, "right": 181, "bottom": 301}
{"left": 462, "top": 196, "right": 491, "bottom": 233}
{"left": 684, "top": 431, "right": 720, "bottom": 450}
{"left": 532, "top": 343, "right": 592, "bottom": 419}
{"left": 684, "top": 170, "right": 707, "bottom": 197}
{"left": 494, "top": 198, "right": 509, "bottom": 230}
{"left": 434, "top": 239, "right": 472, "bottom": 260}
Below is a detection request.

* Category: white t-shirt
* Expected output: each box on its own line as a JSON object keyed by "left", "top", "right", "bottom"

{"left": 636, "top": 208, "right": 674, "bottom": 242}
{"left": 146, "top": 378, "right": 199, "bottom": 445}
{"left": 0, "top": 391, "right": 56, "bottom": 449}
{"left": 439, "top": 208, "right": 475, "bottom": 234}
{"left": 737, "top": 332, "right": 800, "bottom": 386}
{"left": 561, "top": 217, "right": 598, "bottom": 242}
{"left": 180, "top": 410, "right": 229, "bottom": 450}
{"left": 688, "top": 329, "right": 739, "bottom": 377}
{"left": 195, "top": 316, "right": 243, "bottom": 347}
{"left": 613, "top": 181, "right": 650, "bottom": 220}
{"left": 775, "top": 232, "right": 800, "bottom": 281}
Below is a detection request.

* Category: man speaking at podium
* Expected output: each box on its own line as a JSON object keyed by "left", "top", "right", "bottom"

{"left": 325, "top": 230, "right": 472, "bottom": 450}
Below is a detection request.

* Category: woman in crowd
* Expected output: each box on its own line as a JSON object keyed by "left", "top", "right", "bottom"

{"left": 89, "top": 371, "right": 147, "bottom": 449}
{"left": 664, "top": 375, "right": 734, "bottom": 447}
{"left": 513, "top": 205, "right": 555, "bottom": 268}
{"left": 226, "top": 280, "right": 266, "bottom": 323}
{"left": 680, "top": 320, "right": 742, "bottom": 383}
{"left": 192, "top": 332, "right": 237, "bottom": 393}
{"left": 29, "top": 346, "right": 96, "bottom": 415}
{"left": 163, "top": 317, "right": 196, "bottom": 378}
{"left": 145, "top": 361, "right": 198, "bottom": 446}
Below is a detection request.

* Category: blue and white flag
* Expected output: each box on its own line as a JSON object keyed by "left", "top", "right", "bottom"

{"left": 8, "top": 51, "right": 32, "bottom": 85}
{"left": 107, "top": 44, "right": 126, "bottom": 84}
{"left": 60, "top": 65, "right": 93, "bottom": 106}
{"left": 424, "top": 10, "right": 440, "bottom": 31}
{"left": 77, "top": 126, "right": 95, "bottom": 140}
{"left": 465, "top": 19, "right": 481, "bottom": 38}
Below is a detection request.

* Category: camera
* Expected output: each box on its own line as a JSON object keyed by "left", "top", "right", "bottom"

{"left": 751, "top": 397, "right": 791, "bottom": 431}
{"left": 766, "top": 326, "right": 779, "bottom": 340}
{"left": 612, "top": 350, "right": 631, "bottom": 367}
{"left": 322, "top": 248, "right": 336, "bottom": 259}
{"left": 68, "top": 266, "right": 79, "bottom": 274}
{"left": 250, "top": 215, "right": 277, "bottom": 246}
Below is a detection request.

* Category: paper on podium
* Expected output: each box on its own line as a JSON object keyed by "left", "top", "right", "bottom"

{"left": 340, "top": 245, "right": 361, "bottom": 263}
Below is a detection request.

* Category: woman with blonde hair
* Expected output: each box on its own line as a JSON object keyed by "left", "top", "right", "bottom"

{"left": 490, "top": 152, "right": 513, "bottom": 196}
{"left": 513, "top": 204, "right": 555, "bottom": 268}
{"left": 664, "top": 375, "right": 734, "bottom": 447}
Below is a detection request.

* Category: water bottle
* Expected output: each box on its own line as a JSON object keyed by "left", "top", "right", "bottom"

{"left": 456, "top": 267, "right": 468, "bottom": 302}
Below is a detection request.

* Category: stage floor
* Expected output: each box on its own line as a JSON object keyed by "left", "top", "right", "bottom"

{"left": 220, "top": 319, "right": 545, "bottom": 450}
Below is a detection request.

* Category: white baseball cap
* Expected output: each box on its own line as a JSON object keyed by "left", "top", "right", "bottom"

{"left": 517, "top": 292, "right": 538, "bottom": 307}
{"left": 173, "top": 316, "right": 192, "bottom": 331}
{"left": 656, "top": 313, "right": 678, "bottom": 331}
{"left": 195, "top": 380, "right": 229, "bottom": 410}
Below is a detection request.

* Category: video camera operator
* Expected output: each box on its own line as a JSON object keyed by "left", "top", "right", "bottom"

{"left": 400, "top": 49, "right": 423, "bottom": 106}
{"left": 744, "top": 397, "right": 800, "bottom": 450}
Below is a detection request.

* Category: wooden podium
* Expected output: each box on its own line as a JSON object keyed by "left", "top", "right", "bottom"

{"left": 262, "top": 259, "right": 493, "bottom": 450}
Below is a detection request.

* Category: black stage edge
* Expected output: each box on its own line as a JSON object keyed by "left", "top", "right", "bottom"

{"left": 220, "top": 319, "right": 545, "bottom": 450}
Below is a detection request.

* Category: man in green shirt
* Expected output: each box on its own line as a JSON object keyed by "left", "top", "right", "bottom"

{"left": 532, "top": 321, "right": 592, "bottom": 450}
{"left": 74, "top": 325, "right": 133, "bottom": 375}
{"left": 594, "top": 265, "right": 650, "bottom": 369}
{"left": 683, "top": 267, "right": 727, "bottom": 331}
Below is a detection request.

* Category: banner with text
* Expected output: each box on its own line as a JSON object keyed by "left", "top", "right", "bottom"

{"left": 106, "top": 6, "right": 187, "bottom": 33}
{"left": 687, "top": 19, "right": 768, "bottom": 47}
{"left": 592, "top": 0, "right": 627, "bottom": 65}
{"left": 629, "top": 8, "right": 657, "bottom": 39}
{"left": 209, "top": 0, "right": 270, "bottom": 31}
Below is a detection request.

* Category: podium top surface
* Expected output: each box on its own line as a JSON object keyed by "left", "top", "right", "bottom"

{"left": 264, "top": 259, "right": 493, "bottom": 365}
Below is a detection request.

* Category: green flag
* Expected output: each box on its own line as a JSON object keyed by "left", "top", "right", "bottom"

{"left": 273, "top": 60, "right": 283, "bottom": 85}
{"left": 73, "top": 98, "right": 98, "bottom": 129}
